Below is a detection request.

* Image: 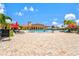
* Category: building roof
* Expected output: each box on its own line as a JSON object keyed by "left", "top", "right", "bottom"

{"left": 31, "top": 24, "right": 45, "bottom": 26}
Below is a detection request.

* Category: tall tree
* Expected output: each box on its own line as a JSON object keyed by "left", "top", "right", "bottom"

{"left": 64, "top": 20, "right": 77, "bottom": 30}
{"left": 0, "top": 13, "right": 12, "bottom": 29}
{"left": 64, "top": 20, "right": 76, "bottom": 25}
{"left": 0, "top": 13, "right": 5, "bottom": 24}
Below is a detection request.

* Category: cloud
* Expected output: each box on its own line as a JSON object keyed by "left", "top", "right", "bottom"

{"left": 12, "top": 21, "right": 16, "bottom": 23}
{"left": 0, "top": 3, "right": 5, "bottom": 13}
{"left": 52, "top": 21, "right": 58, "bottom": 26}
{"left": 57, "top": 24, "right": 63, "bottom": 28}
{"left": 64, "top": 13, "right": 76, "bottom": 20}
{"left": 29, "top": 6, "right": 34, "bottom": 12}
{"left": 24, "top": 6, "right": 28, "bottom": 11}
{"left": 15, "top": 6, "right": 38, "bottom": 16}
{"left": 76, "top": 20, "right": 79, "bottom": 25}
{"left": 23, "top": 6, "right": 38, "bottom": 12}
{"left": 16, "top": 12, "right": 23, "bottom": 16}
{"left": 5, "top": 19, "right": 12, "bottom": 24}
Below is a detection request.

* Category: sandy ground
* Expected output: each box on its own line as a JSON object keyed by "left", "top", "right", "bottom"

{"left": 0, "top": 31, "right": 79, "bottom": 56}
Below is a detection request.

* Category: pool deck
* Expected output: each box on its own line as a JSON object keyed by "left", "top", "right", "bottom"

{"left": 0, "top": 31, "right": 79, "bottom": 56}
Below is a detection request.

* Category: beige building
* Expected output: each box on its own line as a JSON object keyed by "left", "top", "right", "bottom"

{"left": 25, "top": 22, "right": 48, "bottom": 30}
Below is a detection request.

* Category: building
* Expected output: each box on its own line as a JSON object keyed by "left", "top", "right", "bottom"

{"left": 25, "top": 22, "right": 48, "bottom": 30}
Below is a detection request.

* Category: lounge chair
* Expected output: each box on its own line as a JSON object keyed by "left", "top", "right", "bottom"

{"left": 64, "top": 29, "right": 71, "bottom": 33}
{"left": 77, "top": 30, "right": 79, "bottom": 33}
{"left": 0, "top": 29, "right": 10, "bottom": 40}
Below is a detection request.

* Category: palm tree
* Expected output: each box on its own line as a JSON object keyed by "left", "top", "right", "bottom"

{"left": 5, "top": 15, "right": 12, "bottom": 29}
{"left": 64, "top": 20, "right": 77, "bottom": 32}
{"left": 5, "top": 16, "right": 12, "bottom": 21}
{"left": 0, "top": 13, "right": 6, "bottom": 29}
{"left": 64, "top": 20, "right": 75, "bottom": 25}
{"left": 0, "top": 13, "right": 12, "bottom": 29}
{"left": 64, "top": 20, "right": 76, "bottom": 27}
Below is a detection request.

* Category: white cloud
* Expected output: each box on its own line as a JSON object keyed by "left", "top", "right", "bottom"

{"left": 15, "top": 6, "right": 38, "bottom": 16}
{"left": 29, "top": 6, "right": 38, "bottom": 12}
{"left": 29, "top": 6, "right": 34, "bottom": 12}
{"left": 76, "top": 20, "right": 79, "bottom": 25}
{"left": 22, "top": 6, "right": 38, "bottom": 12}
{"left": 16, "top": 12, "right": 23, "bottom": 16}
{"left": 52, "top": 21, "right": 58, "bottom": 26}
{"left": 0, "top": 3, "right": 5, "bottom": 13}
{"left": 12, "top": 21, "right": 16, "bottom": 23}
{"left": 64, "top": 13, "right": 76, "bottom": 20}
{"left": 24, "top": 6, "right": 28, "bottom": 11}
{"left": 5, "top": 19, "right": 12, "bottom": 24}
{"left": 57, "top": 24, "right": 63, "bottom": 28}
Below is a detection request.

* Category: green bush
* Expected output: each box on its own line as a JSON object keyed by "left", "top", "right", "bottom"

{"left": 9, "top": 30, "right": 14, "bottom": 37}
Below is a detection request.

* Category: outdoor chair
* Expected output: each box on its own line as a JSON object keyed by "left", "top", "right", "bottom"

{"left": 64, "top": 29, "right": 71, "bottom": 33}
{"left": 0, "top": 29, "right": 10, "bottom": 41}
{"left": 77, "top": 30, "right": 79, "bottom": 33}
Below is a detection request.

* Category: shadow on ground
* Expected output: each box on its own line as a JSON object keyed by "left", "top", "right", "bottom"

{"left": 0, "top": 38, "right": 11, "bottom": 42}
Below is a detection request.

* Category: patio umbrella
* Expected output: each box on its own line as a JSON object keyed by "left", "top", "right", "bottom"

{"left": 68, "top": 23, "right": 77, "bottom": 28}
{"left": 10, "top": 22, "right": 19, "bottom": 29}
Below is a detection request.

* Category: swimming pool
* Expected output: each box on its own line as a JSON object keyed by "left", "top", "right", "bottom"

{"left": 28, "top": 30, "right": 53, "bottom": 32}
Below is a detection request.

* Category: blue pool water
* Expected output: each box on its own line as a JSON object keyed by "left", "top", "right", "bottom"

{"left": 28, "top": 30, "right": 53, "bottom": 32}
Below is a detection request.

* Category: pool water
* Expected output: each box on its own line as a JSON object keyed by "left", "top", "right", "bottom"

{"left": 28, "top": 30, "right": 53, "bottom": 32}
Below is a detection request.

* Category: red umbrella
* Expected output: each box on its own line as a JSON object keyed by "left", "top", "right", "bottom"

{"left": 68, "top": 23, "right": 77, "bottom": 28}
{"left": 10, "top": 22, "right": 19, "bottom": 29}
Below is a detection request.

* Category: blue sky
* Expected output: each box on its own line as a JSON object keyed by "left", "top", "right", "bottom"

{"left": 1, "top": 3, "right": 79, "bottom": 26}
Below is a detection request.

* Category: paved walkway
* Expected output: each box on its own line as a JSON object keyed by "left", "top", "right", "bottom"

{"left": 0, "top": 32, "right": 79, "bottom": 56}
